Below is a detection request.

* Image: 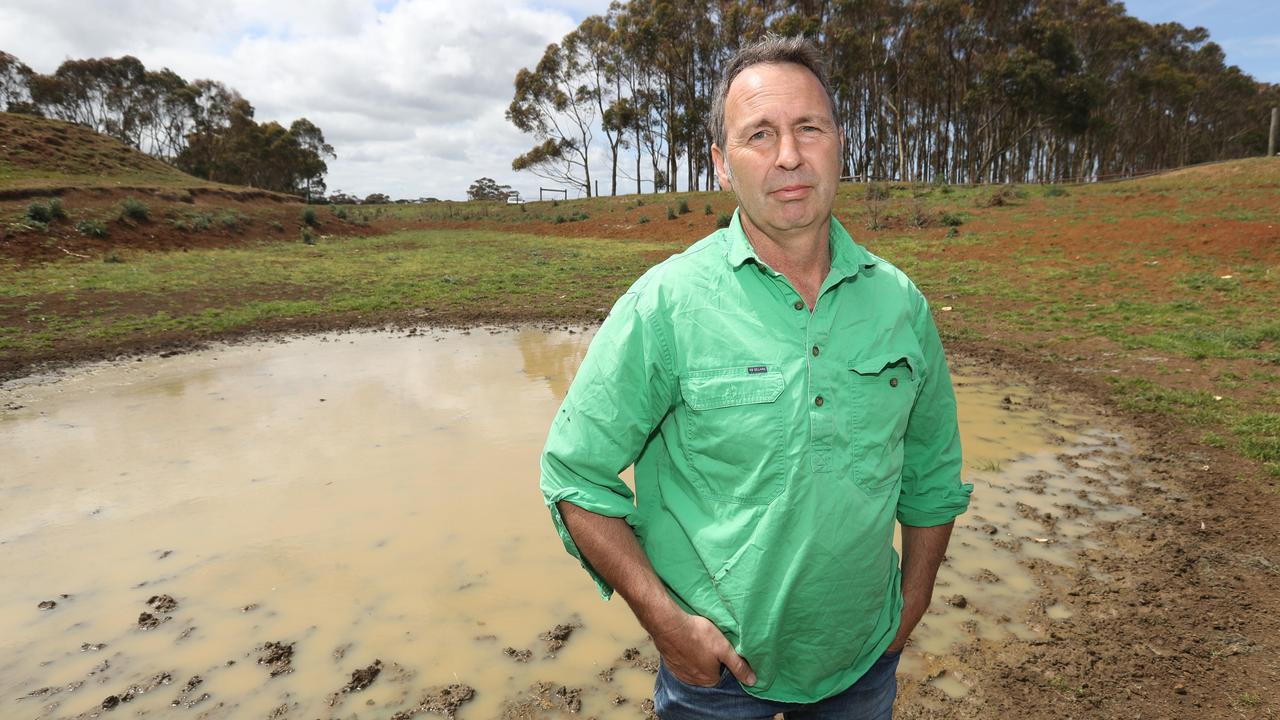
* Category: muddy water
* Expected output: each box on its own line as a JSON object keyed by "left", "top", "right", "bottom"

{"left": 0, "top": 328, "right": 1136, "bottom": 718}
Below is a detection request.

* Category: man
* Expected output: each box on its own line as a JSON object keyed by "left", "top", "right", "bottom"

{"left": 539, "top": 35, "right": 971, "bottom": 719}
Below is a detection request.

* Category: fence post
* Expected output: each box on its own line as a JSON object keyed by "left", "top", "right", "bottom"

{"left": 1269, "top": 107, "right": 1278, "bottom": 157}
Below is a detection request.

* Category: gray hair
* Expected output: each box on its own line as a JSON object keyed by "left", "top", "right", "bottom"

{"left": 708, "top": 35, "right": 838, "bottom": 151}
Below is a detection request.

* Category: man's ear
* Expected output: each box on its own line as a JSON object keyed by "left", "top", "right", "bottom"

{"left": 712, "top": 144, "right": 733, "bottom": 192}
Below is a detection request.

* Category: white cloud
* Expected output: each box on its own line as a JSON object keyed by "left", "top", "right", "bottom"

{"left": 0, "top": 0, "right": 614, "bottom": 199}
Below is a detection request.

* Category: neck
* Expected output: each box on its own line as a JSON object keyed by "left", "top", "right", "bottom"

{"left": 739, "top": 212, "right": 832, "bottom": 282}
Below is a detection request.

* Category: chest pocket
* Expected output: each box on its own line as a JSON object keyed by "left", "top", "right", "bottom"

{"left": 847, "top": 353, "right": 919, "bottom": 492}
{"left": 678, "top": 366, "right": 786, "bottom": 504}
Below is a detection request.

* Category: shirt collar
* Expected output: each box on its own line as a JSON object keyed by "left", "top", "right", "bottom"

{"left": 724, "top": 208, "right": 877, "bottom": 280}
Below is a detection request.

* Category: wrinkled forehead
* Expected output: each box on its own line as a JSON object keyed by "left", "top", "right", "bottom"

{"left": 724, "top": 62, "right": 836, "bottom": 131}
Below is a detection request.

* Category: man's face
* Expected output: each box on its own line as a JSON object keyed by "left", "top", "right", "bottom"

{"left": 712, "top": 62, "right": 842, "bottom": 239}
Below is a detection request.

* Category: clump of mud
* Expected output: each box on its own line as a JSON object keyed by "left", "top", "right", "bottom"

{"left": 170, "top": 675, "right": 209, "bottom": 708}
{"left": 137, "top": 594, "right": 179, "bottom": 630}
{"left": 389, "top": 683, "right": 476, "bottom": 720}
{"left": 327, "top": 659, "right": 383, "bottom": 706}
{"left": 100, "top": 672, "right": 174, "bottom": 710}
{"left": 538, "top": 617, "right": 582, "bottom": 657}
{"left": 257, "top": 640, "right": 296, "bottom": 677}
{"left": 503, "top": 646, "right": 533, "bottom": 662}
{"left": 500, "top": 682, "right": 584, "bottom": 717}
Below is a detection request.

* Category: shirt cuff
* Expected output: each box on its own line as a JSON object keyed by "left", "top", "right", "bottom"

{"left": 545, "top": 487, "right": 637, "bottom": 600}
{"left": 896, "top": 481, "right": 974, "bottom": 527}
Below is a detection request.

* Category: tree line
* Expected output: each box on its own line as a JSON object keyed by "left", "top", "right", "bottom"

{"left": 507, "top": 0, "right": 1280, "bottom": 197}
{"left": 0, "top": 52, "right": 334, "bottom": 199}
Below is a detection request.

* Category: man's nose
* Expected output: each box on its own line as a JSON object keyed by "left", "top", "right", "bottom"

{"left": 776, "top": 130, "right": 802, "bottom": 171}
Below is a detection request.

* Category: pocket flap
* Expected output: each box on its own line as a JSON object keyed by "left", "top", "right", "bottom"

{"left": 849, "top": 353, "right": 917, "bottom": 379}
{"left": 681, "top": 366, "right": 784, "bottom": 411}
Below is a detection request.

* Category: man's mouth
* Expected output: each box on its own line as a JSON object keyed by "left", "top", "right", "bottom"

{"left": 771, "top": 185, "right": 812, "bottom": 199}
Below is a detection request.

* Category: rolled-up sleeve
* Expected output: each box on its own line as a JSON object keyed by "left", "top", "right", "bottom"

{"left": 897, "top": 289, "right": 972, "bottom": 526}
{"left": 539, "top": 289, "right": 677, "bottom": 599}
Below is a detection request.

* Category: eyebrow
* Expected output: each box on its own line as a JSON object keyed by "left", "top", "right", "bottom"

{"left": 738, "top": 114, "right": 832, "bottom": 133}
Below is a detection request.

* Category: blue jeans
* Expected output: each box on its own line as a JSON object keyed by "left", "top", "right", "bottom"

{"left": 654, "top": 651, "right": 901, "bottom": 720}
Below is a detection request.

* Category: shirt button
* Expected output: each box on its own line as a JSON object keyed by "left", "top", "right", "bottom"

{"left": 811, "top": 345, "right": 820, "bottom": 357}
{"left": 890, "top": 377, "right": 899, "bottom": 388}
{"left": 814, "top": 395, "right": 824, "bottom": 407}
{"left": 793, "top": 300, "right": 804, "bottom": 310}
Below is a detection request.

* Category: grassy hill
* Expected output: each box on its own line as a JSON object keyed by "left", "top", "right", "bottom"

{"left": 1, "top": 112, "right": 232, "bottom": 194}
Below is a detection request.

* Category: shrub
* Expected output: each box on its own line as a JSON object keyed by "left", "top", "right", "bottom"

{"left": 76, "top": 218, "right": 107, "bottom": 237}
{"left": 667, "top": 206, "right": 677, "bottom": 220}
{"left": 120, "top": 197, "right": 150, "bottom": 221}
{"left": 1045, "top": 185, "right": 1068, "bottom": 197}
{"left": 25, "top": 201, "right": 52, "bottom": 223}
{"left": 552, "top": 199, "right": 560, "bottom": 207}
{"left": 704, "top": 203, "right": 713, "bottom": 215}
{"left": 909, "top": 200, "right": 930, "bottom": 228}
{"left": 573, "top": 211, "right": 589, "bottom": 221}
{"left": 678, "top": 199, "right": 690, "bottom": 214}
{"left": 301, "top": 207, "right": 318, "bottom": 226}
{"left": 103, "top": 250, "right": 123, "bottom": 263}
{"left": 981, "top": 186, "right": 1019, "bottom": 208}
{"left": 268, "top": 220, "right": 284, "bottom": 231}
{"left": 48, "top": 199, "right": 67, "bottom": 220}
{"left": 301, "top": 228, "right": 315, "bottom": 245}
{"left": 218, "top": 210, "right": 247, "bottom": 230}
{"left": 637, "top": 216, "right": 650, "bottom": 224}
{"left": 946, "top": 226, "right": 959, "bottom": 239}
{"left": 715, "top": 212, "right": 732, "bottom": 229}
{"left": 939, "top": 212, "right": 964, "bottom": 227}
{"left": 554, "top": 215, "right": 566, "bottom": 224}
{"left": 940, "top": 184, "right": 954, "bottom": 195}
{"left": 864, "top": 183, "right": 889, "bottom": 201}
{"left": 864, "top": 201, "right": 886, "bottom": 230}
{"left": 636, "top": 197, "right": 644, "bottom": 207}
{"left": 333, "top": 207, "right": 349, "bottom": 220}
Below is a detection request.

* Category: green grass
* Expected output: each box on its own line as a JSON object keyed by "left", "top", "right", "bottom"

{"left": 0, "top": 229, "right": 679, "bottom": 354}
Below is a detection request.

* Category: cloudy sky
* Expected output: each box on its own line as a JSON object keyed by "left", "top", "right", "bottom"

{"left": 1, "top": 1, "right": 1275, "bottom": 201}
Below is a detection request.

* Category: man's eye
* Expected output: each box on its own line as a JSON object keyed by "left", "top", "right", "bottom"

{"left": 800, "top": 126, "right": 821, "bottom": 134}
{"left": 749, "top": 130, "right": 768, "bottom": 141}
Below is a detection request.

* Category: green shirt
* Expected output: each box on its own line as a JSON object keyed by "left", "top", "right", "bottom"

{"left": 539, "top": 210, "right": 972, "bottom": 703}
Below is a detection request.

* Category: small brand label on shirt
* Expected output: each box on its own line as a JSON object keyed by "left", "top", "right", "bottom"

{"left": 747, "top": 365, "right": 768, "bottom": 374}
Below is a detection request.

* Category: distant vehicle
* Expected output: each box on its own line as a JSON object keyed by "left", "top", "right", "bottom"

{"left": 506, "top": 192, "right": 525, "bottom": 204}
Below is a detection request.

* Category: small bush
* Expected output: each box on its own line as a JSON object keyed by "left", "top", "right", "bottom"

{"left": 573, "top": 211, "right": 589, "bottom": 221}
{"left": 554, "top": 215, "right": 566, "bottom": 224}
{"left": 1045, "top": 185, "right": 1068, "bottom": 197}
{"left": 333, "top": 207, "right": 349, "bottom": 220}
{"left": 945, "top": 226, "right": 959, "bottom": 239}
{"left": 909, "top": 200, "right": 929, "bottom": 228}
{"left": 864, "top": 183, "right": 889, "bottom": 201}
{"left": 678, "top": 199, "right": 690, "bottom": 214}
{"left": 25, "top": 201, "right": 53, "bottom": 223}
{"left": 704, "top": 203, "right": 713, "bottom": 215}
{"left": 636, "top": 197, "right": 644, "bottom": 207}
{"left": 667, "top": 206, "right": 676, "bottom": 220}
{"left": 864, "top": 201, "right": 886, "bottom": 230}
{"left": 981, "top": 186, "right": 1020, "bottom": 208}
{"left": 218, "top": 210, "right": 247, "bottom": 230}
{"left": 552, "top": 199, "right": 560, "bottom": 207}
{"left": 103, "top": 250, "right": 123, "bottom": 264}
{"left": 301, "top": 228, "right": 315, "bottom": 245}
{"left": 637, "top": 216, "right": 650, "bottom": 224}
{"left": 519, "top": 204, "right": 527, "bottom": 213}
{"left": 939, "top": 212, "right": 964, "bottom": 227}
{"left": 301, "top": 207, "right": 318, "bottom": 226}
{"left": 48, "top": 199, "right": 67, "bottom": 220}
{"left": 76, "top": 218, "right": 107, "bottom": 237}
{"left": 715, "top": 212, "right": 732, "bottom": 229}
{"left": 120, "top": 197, "right": 150, "bottom": 221}
{"left": 940, "top": 184, "right": 954, "bottom": 195}
{"left": 268, "top": 220, "right": 284, "bottom": 231}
